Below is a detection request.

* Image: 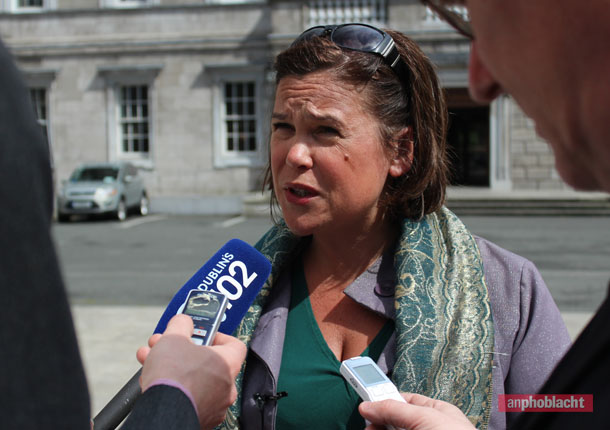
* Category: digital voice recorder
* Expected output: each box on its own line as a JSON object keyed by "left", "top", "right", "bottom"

{"left": 181, "top": 289, "right": 228, "bottom": 346}
{"left": 340, "top": 356, "right": 406, "bottom": 430}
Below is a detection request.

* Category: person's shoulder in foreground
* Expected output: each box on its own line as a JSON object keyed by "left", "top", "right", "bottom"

{"left": 514, "top": 289, "right": 610, "bottom": 429}
{"left": 0, "top": 38, "right": 91, "bottom": 429}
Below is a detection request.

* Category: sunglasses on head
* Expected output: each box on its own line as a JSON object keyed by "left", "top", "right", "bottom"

{"left": 291, "top": 23, "right": 411, "bottom": 89}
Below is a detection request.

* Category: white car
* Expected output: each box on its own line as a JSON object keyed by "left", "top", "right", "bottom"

{"left": 57, "top": 162, "right": 149, "bottom": 222}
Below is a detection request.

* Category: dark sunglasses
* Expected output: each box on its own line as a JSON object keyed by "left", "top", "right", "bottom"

{"left": 292, "top": 23, "right": 411, "bottom": 89}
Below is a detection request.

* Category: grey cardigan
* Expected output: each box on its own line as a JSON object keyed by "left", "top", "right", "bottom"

{"left": 240, "top": 236, "right": 572, "bottom": 430}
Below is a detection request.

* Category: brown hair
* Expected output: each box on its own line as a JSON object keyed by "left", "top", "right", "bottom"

{"left": 263, "top": 28, "right": 450, "bottom": 221}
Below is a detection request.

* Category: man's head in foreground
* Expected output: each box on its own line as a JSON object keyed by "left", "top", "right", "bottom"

{"left": 424, "top": 0, "right": 610, "bottom": 192}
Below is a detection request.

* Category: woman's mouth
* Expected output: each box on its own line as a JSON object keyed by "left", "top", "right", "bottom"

{"left": 284, "top": 184, "right": 318, "bottom": 203}
{"left": 289, "top": 187, "right": 315, "bottom": 197}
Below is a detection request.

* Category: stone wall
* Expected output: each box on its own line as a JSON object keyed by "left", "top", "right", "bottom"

{"left": 509, "top": 103, "right": 569, "bottom": 190}
{"left": 0, "top": 0, "right": 575, "bottom": 200}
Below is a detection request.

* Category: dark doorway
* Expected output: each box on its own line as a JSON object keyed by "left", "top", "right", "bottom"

{"left": 445, "top": 88, "right": 490, "bottom": 187}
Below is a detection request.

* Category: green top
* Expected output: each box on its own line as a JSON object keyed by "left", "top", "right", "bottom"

{"left": 275, "top": 258, "right": 394, "bottom": 430}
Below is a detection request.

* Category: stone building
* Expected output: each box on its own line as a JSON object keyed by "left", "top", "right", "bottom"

{"left": 0, "top": 0, "right": 588, "bottom": 215}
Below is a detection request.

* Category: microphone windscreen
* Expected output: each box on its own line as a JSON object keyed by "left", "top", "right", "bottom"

{"left": 153, "top": 238, "right": 271, "bottom": 335}
{"left": 92, "top": 239, "right": 270, "bottom": 430}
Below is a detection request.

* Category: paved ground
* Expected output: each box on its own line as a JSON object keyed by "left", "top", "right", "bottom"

{"left": 56, "top": 214, "right": 610, "bottom": 311}
{"left": 73, "top": 305, "right": 162, "bottom": 417}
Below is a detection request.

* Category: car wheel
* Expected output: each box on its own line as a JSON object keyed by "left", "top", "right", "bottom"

{"left": 139, "top": 194, "right": 149, "bottom": 216}
{"left": 116, "top": 199, "right": 127, "bottom": 221}
{"left": 57, "top": 213, "right": 70, "bottom": 223}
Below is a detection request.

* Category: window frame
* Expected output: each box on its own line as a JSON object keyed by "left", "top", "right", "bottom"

{"left": 29, "top": 87, "right": 50, "bottom": 145}
{"left": 21, "top": 69, "right": 57, "bottom": 169}
{"left": 208, "top": 65, "right": 267, "bottom": 169}
{"left": 5, "top": 0, "right": 58, "bottom": 12}
{"left": 98, "top": 64, "right": 162, "bottom": 169}
{"left": 16, "top": 0, "right": 43, "bottom": 9}
{"left": 116, "top": 84, "right": 151, "bottom": 159}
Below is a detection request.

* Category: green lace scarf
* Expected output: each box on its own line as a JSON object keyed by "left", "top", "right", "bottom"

{"left": 219, "top": 206, "right": 494, "bottom": 429}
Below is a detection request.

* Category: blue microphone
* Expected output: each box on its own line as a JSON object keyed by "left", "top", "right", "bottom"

{"left": 153, "top": 238, "right": 271, "bottom": 336}
{"left": 92, "top": 239, "right": 271, "bottom": 430}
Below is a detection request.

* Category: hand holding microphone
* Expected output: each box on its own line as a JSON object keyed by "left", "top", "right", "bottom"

{"left": 92, "top": 239, "right": 271, "bottom": 430}
{"left": 136, "top": 314, "right": 246, "bottom": 430}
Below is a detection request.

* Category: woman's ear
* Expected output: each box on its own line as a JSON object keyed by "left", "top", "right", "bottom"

{"left": 388, "top": 127, "right": 414, "bottom": 178}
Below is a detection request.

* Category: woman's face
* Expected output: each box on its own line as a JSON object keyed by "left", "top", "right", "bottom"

{"left": 270, "top": 70, "right": 407, "bottom": 238}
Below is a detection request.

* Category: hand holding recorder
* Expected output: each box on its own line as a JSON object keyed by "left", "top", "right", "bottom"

{"left": 340, "top": 356, "right": 405, "bottom": 430}
{"left": 358, "top": 392, "right": 475, "bottom": 430}
{"left": 136, "top": 314, "right": 246, "bottom": 430}
{"left": 340, "top": 356, "right": 474, "bottom": 430}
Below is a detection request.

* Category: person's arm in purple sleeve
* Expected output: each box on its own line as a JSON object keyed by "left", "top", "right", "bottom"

{"left": 124, "top": 315, "right": 246, "bottom": 430}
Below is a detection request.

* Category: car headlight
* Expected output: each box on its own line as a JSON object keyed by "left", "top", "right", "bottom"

{"left": 94, "top": 187, "right": 118, "bottom": 201}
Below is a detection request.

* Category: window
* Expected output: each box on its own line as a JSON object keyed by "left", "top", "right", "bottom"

{"left": 215, "top": 79, "right": 265, "bottom": 167}
{"left": 207, "top": 65, "right": 265, "bottom": 168}
{"left": 446, "top": 88, "right": 490, "bottom": 187}
{"left": 224, "top": 82, "right": 257, "bottom": 154}
{"left": 307, "top": 0, "right": 387, "bottom": 27}
{"left": 19, "top": 0, "right": 42, "bottom": 6}
{"left": 29, "top": 88, "right": 49, "bottom": 145}
{"left": 118, "top": 85, "right": 150, "bottom": 156}
{"left": 98, "top": 64, "right": 161, "bottom": 168}
{"left": 21, "top": 70, "right": 56, "bottom": 169}
{"left": 10, "top": 0, "right": 47, "bottom": 12}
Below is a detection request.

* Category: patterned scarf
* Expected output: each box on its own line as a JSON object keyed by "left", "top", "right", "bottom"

{"left": 219, "top": 206, "right": 494, "bottom": 429}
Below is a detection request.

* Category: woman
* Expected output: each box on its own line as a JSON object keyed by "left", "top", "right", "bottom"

{"left": 221, "top": 24, "right": 570, "bottom": 430}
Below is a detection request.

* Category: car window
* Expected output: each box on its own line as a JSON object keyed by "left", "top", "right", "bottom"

{"left": 70, "top": 167, "right": 119, "bottom": 183}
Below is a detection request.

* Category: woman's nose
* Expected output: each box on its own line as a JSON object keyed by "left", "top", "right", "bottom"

{"left": 468, "top": 42, "right": 504, "bottom": 103}
{"left": 285, "top": 142, "right": 313, "bottom": 170}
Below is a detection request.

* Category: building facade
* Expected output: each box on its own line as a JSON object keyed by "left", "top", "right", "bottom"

{"left": 0, "top": 0, "right": 573, "bottom": 213}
